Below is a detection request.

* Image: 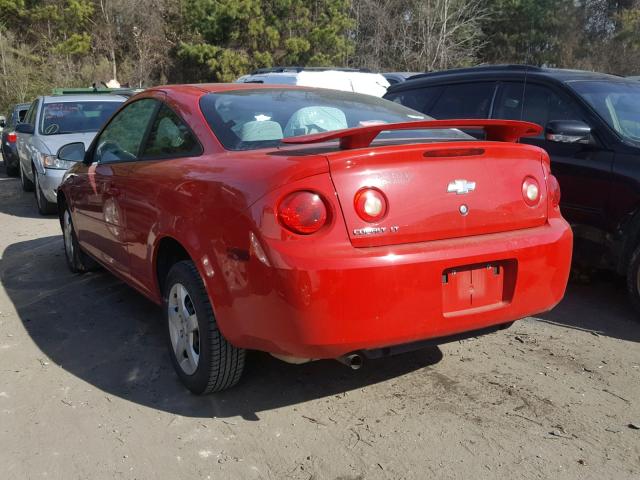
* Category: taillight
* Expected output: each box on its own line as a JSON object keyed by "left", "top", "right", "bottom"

{"left": 354, "top": 187, "right": 388, "bottom": 222}
{"left": 522, "top": 177, "right": 540, "bottom": 206}
{"left": 547, "top": 174, "right": 561, "bottom": 208}
{"left": 6, "top": 132, "right": 16, "bottom": 143}
{"left": 277, "top": 191, "right": 328, "bottom": 234}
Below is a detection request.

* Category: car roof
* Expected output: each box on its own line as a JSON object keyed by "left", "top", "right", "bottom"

{"left": 388, "top": 64, "right": 627, "bottom": 92}
{"left": 152, "top": 83, "right": 373, "bottom": 95}
{"left": 41, "top": 94, "right": 127, "bottom": 103}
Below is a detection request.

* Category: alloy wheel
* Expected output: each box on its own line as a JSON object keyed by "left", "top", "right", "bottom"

{"left": 167, "top": 282, "right": 200, "bottom": 375}
{"left": 63, "top": 210, "right": 74, "bottom": 260}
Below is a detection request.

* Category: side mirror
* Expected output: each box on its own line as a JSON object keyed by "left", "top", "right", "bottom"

{"left": 546, "top": 120, "right": 592, "bottom": 145}
{"left": 57, "top": 142, "right": 86, "bottom": 163}
{"left": 14, "top": 123, "right": 34, "bottom": 134}
{"left": 0, "top": 120, "right": 5, "bottom": 128}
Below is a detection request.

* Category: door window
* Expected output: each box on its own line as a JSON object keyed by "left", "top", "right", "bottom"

{"left": 493, "top": 82, "right": 585, "bottom": 129}
{"left": 141, "top": 104, "right": 201, "bottom": 158}
{"left": 94, "top": 99, "right": 157, "bottom": 163}
{"left": 24, "top": 100, "right": 38, "bottom": 126}
{"left": 428, "top": 82, "right": 496, "bottom": 119}
{"left": 384, "top": 86, "right": 443, "bottom": 114}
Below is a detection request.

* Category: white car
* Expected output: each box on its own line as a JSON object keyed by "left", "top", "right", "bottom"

{"left": 15, "top": 94, "right": 126, "bottom": 214}
{"left": 235, "top": 67, "right": 390, "bottom": 97}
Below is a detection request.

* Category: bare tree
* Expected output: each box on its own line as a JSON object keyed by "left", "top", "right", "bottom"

{"left": 352, "top": 0, "right": 487, "bottom": 72}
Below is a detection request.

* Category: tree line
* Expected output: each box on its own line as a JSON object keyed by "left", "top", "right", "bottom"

{"left": 0, "top": 0, "right": 639, "bottom": 112}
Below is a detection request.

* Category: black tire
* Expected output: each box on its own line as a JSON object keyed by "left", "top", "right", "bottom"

{"left": 626, "top": 245, "right": 640, "bottom": 318}
{"left": 61, "top": 206, "right": 98, "bottom": 273}
{"left": 20, "top": 163, "right": 34, "bottom": 191}
{"left": 163, "top": 260, "right": 245, "bottom": 394}
{"left": 4, "top": 159, "right": 18, "bottom": 177}
{"left": 34, "top": 169, "right": 57, "bottom": 215}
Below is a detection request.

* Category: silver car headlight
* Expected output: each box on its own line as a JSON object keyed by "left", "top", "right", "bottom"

{"left": 42, "top": 153, "right": 75, "bottom": 170}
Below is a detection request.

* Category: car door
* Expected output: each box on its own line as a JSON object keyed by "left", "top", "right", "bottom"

{"left": 72, "top": 98, "right": 158, "bottom": 278}
{"left": 117, "top": 99, "right": 204, "bottom": 296}
{"left": 16, "top": 99, "right": 38, "bottom": 173}
{"left": 492, "top": 81, "right": 613, "bottom": 229}
{"left": 423, "top": 82, "right": 497, "bottom": 138}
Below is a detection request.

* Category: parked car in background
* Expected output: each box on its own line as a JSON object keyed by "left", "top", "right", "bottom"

{"left": 384, "top": 64, "right": 640, "bottom": 313}
{"left": 15, "top": 94, "right": 125, "bottom": 214}
{"left": 1, "top": 103, "right": 30, "bottom": 176}
{"left": 235, "top": 67, "right": 390, "bottom": 97}
{"left": 382, "top": 72, "right": 422, "bottom": 85}
{"left": 55, "top": 84, "right": 571, "bottom": 394}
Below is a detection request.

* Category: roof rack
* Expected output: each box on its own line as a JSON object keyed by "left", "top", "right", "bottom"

{"left": 250, "top": 66, "right": 372, "bottom": 75}
{"left": 51, "top": 87, "right": 144, "bottom": 97}
{"left": 408, "top": 64, "right": 542, "bottom": 81}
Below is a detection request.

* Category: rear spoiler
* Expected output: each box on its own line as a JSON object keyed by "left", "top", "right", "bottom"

{"left": 281, "top": 119, "right": 542, "bottom": 150}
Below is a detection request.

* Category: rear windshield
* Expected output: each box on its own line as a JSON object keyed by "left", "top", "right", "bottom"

{"left": 40, "top": 101, "right": 122, "bottom": 135}
{"left": 199, "top": 88, "right": 471, "bottom": 151}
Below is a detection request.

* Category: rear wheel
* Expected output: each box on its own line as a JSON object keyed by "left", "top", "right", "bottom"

{"left": 626, "top": 244, "right": 640, "bottom": 319}
{"left": 34, "top": 169, "right": 57, "bottom": 215}
{"left": 62, "top": 207, "right": 98, "bottom": 273}
{"left": 4, "top": 157, "right": 18, "bottom": 177}
{"left": 20, "top": 163, "right": 34, "bottom": 191}
{"left": 163, "top": 260, "right": 245, "bottom": 394}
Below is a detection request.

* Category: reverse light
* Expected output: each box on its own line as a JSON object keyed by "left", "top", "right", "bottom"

{"left": 354, "top": 187, "right": 388, "bottom": 223}
{"left": 6, "top": 132, "right": 16, "bottom": 143}
{"left": 547, "top": 174, "right": 561, "bottom": 208}
{"left": 522, "top": 177, "right": 540, "bottom": 206}
{"left": 277, "top": 191, "right": 328, "bottom": 235}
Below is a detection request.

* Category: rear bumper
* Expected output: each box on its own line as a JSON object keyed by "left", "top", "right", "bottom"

{"left": 216, "top": 218, "right": 572, "bottom": 358}
{"left": 1, "top": 144, "right": 18, "bottom": 167}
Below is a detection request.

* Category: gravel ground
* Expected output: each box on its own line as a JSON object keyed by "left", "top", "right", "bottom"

{"left": 0, "top": 159, "right": 638, "bottom": 479}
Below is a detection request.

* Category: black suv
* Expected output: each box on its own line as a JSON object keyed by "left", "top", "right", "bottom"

{"left": 1, "top": 102, "right": 30, "bottom": 176}
{"left": 385, "top": 65, "right": 640, "bottom": 311}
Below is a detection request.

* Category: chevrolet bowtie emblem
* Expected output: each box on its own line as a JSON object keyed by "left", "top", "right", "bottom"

{"left": 447, "top": 179, "right": 476, "bottom": 195}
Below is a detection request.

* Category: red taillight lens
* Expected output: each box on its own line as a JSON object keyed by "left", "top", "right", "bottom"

{"left": 354, "top": 187, "right": 388, "bottom": 222}
{"left": 6, "top": 132, "right": 16, "bottom": 143}
{"left": 547, "top": 174, "right": 561, "bottom": 208}
{"left": 278, "top": 191, "right": 328, "bottom": 234}
{"left": 522, "top": 176, "right": 541, "bottom": 206}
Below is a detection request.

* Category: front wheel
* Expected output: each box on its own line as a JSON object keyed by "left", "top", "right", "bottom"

{"left": 20, "top": 163, "right": 34, "bottom": 191}
{"left": 626, "top": 244, "right": 640, "bottom": 319}
{"left": 34, "top": 169, "right": 57, "bottom": 215}
{"left": 163, "top": 260, "right": 245, "bottom": 394}
{"left": 62, "top": 207, "right": 98, "bottom": 273}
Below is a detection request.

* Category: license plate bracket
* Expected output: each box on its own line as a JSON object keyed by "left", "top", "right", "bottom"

{"left": 442, "top": 261, "right": 515, "bottom": 316}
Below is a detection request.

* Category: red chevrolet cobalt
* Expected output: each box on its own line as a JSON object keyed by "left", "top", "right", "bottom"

{"left": 55, "top": 84, "right": 572, "bottom": 394}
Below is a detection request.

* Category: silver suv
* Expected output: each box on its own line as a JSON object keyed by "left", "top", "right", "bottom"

{"left": 16, "top": 94, "right": 125, "bottom": 214}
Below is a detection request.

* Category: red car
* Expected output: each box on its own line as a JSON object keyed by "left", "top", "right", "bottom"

{"left": 55, "top": 84, "right": 572, "bottom": 394}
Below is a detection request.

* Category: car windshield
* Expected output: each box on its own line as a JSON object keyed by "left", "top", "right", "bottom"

{"left": 40, "top": 101, "right": 122, "bottom": 135}
{"left": 570, "top": 81, "right": 640, "bottom": 143}
{"left": 199, "top": 88, "right": 471, "bottom": 151}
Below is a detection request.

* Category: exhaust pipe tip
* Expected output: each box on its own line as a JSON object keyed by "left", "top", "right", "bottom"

{"left": 337, "top": 353, "right": 363, "bottom": 370}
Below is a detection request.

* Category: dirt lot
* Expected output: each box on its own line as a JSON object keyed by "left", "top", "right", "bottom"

{"left": 0, "top": 161, "right": 638, "bottom": 480}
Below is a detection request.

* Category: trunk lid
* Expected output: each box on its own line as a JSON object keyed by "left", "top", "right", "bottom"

{"left": 326, "top": 142, "right": 548, "bottom": 247}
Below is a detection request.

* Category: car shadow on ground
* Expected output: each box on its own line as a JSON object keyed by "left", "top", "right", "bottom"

{"left": 537, "top": 271, "right": 640, "bottom": 343}
{"left": 0, "top": 235, "right": 445, "bottom": 420}
{"left": 0, "top": 159, "right": 52, "bottom": 219}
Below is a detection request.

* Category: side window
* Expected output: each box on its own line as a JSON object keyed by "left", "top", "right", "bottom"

{"left": 385, "top": 86, "right": 443, "bottom": 114}
{"left": 141, "top": 104, "right": 201, "bottom": 158}
{"left": 94, "top": 99, "right": 157, "bottom": 163}
{"left": 24, "top": 100, "right": 38, "bottom": 125}
{"left": 429, "top": 82, "right": 495, "bottom": 119}
{"left": 494, "top": 82, "right": 584, "bottom": 129}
